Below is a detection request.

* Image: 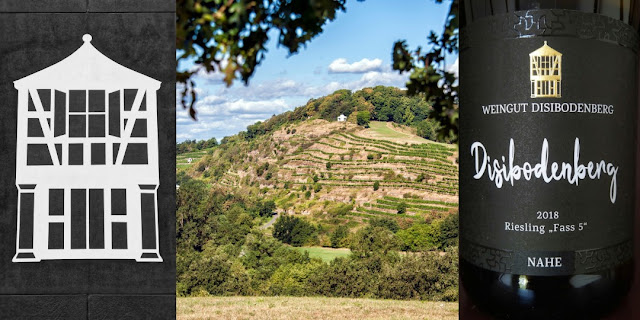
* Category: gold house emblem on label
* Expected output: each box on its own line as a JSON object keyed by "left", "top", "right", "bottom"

{"left": 530, "top": 41, "right": 562, "bottom": 98}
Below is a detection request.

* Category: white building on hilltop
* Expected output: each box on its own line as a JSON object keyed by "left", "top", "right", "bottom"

{"left": 337, "top": 114, "right": 347, "bottom": 122}
{"left": 13, "top": 34, "right": 162, "bottom": 263}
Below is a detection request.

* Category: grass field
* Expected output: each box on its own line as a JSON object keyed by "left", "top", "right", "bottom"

{"left": 292, "top": 246, "right": 351, "bottom": 262}
{"left": 366, "top": 121, "right": 431, "bottom": 144}
{"left": 177, "top": 296, "right": 458, "bottom": 320}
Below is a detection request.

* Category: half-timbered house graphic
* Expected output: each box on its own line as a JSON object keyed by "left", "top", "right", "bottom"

{"left": 13, "top": 34, "right": 162, "bottom": 262}
{"left": 530, "top": 41, "right": 562, "bottom": 98}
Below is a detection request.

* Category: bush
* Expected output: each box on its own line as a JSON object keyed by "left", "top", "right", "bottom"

{"left": 258, "top": 200, "right": 276, "bottom": 217}
{"left": 437, "top": 212, "right": 459, "bottom": 249}
{"left": 326, "top": 162, "right": 332, "bottom": 169}
{"left": 357, "top": 111, "right": 371, "bottom": 126}
{"left": 273, "top": 215, "right": 316, "bottom": 247}
{"left": 313, "top": 184, "right": 322, "bottom": 193}
{"left": 373, "top": 181, "right": 380, "bottom": 191}
{"left": 369, "top": 217, "right": 399, "bottom": 233}
{"left": 268, "top": 262, "right": 324, "bottom": 296}
{"left": 330, "top": 225, "right": 349, "bottom": 248}
{"left": 327, "top": 203, "right": 353, "bottom": 217}
{"left": 367, "top": 154, "right": 375, "bottom": 160}
{"left": 397, "top": 202, "right": 407, "bottom": 214}
{"left": 350, "top": 226, "right": 401, "bottom": 257}
{"left": 396, "top": 222, "right": 439, "bottom": 251}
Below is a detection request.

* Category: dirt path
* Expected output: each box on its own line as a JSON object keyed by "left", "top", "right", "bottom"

{"left": 259, "top": 213, "right": 279, "bottom": 230}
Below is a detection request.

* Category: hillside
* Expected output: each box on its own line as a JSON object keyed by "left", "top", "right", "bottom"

{"left": 178, "top": 117, "right": 458, "bottom": 245}
{"left": 176, "top": 86, "right": 459, "bottom": 301}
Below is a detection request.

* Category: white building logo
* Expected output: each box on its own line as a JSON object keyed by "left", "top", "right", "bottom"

{"left": 12, "top": 34, "right": 162, "bottom": 263}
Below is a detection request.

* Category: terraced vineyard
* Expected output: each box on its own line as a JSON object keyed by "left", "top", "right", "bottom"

{"left": 176, "top": 149, "right": 212, "bottom": 169}
{"left": 200, "top": 120, "right": 459, "bottom": 223}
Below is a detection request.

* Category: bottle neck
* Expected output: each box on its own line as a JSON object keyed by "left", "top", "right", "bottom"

{"left": 461, "top": 0, "right": 640, "bottom": 30}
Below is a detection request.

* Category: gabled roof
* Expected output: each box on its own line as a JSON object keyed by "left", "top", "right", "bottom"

{"left": 529, "top": 41, "right": 562, "bottom": 57}
{"left": 14, "top": 34, "right": 161, "bottom": 91}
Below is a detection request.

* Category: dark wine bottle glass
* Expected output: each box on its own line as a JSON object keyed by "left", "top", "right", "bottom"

{"left": 460, "top": 1, "right": 638, "bottom": 319}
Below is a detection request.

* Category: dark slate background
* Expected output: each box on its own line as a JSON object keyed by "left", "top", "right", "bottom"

{"left": 0, "top": 1, "right": 176, "bottom": 319}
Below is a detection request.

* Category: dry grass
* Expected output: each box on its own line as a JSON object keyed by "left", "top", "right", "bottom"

{"left": 177, "top": 296, "right": 458, "bottom": 320}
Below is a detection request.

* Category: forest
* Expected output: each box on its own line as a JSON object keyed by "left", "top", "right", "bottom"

{"left": 176, "top": 179, "right": 458, "bottom": 301}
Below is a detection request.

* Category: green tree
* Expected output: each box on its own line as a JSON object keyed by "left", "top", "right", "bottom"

{"left": 176, "top": 179, "right": 210, "bottom": 251}
{"left": 402, "top": 105, "right": 415, "bottom": 124}
{"left": 416, "top": 119, "right": 438, "bottom": 140}
{"left": 373, "top": 181, "right": 380, "bottom": 191}
{"left": 438, "top": 212, "right": 459, "bottom": 249}
{"left": 258, "top": 200, "right": 277, "bottom": 217}
{"left": 330, "top": 225, "right": 349, "bottom": 248}
{"left": 396, "top": 222, "right": 440, "bottom": 251}
{"left": 356, "top": 111, "right": 371, "bottom": 127}
{"left": 392, "top": 1, "right": 458, "bottom": 141}
{"left": 350, "top": 226, "right": 401, "bottom": 257}
{"left": 273, "top": 215, "right": 316, "bottom": 247}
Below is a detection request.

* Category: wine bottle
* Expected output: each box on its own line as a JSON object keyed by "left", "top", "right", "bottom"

{"left": 459, "top": 1, "right": 638, "bottom": 319}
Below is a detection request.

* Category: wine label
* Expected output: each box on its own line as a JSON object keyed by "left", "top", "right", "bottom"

{"left": 460, "top": 10, "right": 638, "bottom": 276}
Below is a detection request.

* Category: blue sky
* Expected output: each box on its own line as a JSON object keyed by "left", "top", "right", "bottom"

{"left": 177, "top": 0, "right": 456, "bottom": 142}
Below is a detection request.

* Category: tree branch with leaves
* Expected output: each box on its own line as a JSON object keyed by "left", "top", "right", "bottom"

{"left": 176, "top": 0, "right": 348, "bottom": 119}
{"left": 392, "top": 0, "right": 458, "bottom": 142}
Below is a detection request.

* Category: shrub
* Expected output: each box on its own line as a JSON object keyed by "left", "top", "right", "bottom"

{"left": 396, "top": 222, "right": 440, "bottom": 251}
{"left": 327, "top": 203, "right": 353, "bottom": 217}
{"left": 258, "top": 200, "right": 276, "bottom": 217}
{"left": 356, "top": 111, "right": 371, "bottom": 126}
{"left": 326, "top": 162, "right": 332, "bottom": 169}
{"left": 330, "top": 225, "right": 350, "bottom": 248}
{"left": 369, "top": 217, "right": 399, "bottom": 233}
{"left": 273, "top": 215, "right": 316, "bottom": 247}
{"left": 397, "top": 202, "right": 407, "bottom": 214}
{"left": 373, "top": 181, "right": 380, "bottom": 191}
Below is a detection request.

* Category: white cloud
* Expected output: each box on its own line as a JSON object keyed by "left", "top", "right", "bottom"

{"left": 177, "top": 93, "right": 297, "bottom": 142}
{"left": 195, "top": 98, "right": 290, "bottom": 116}
{"left": 328, "top": 58, "right": 383, "bottom": 74}
{"left": 176, "top": 63, "right": 411, "bottom": 141}
{"left": 447, "top": 57, "right": 459, "bottom": 78}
